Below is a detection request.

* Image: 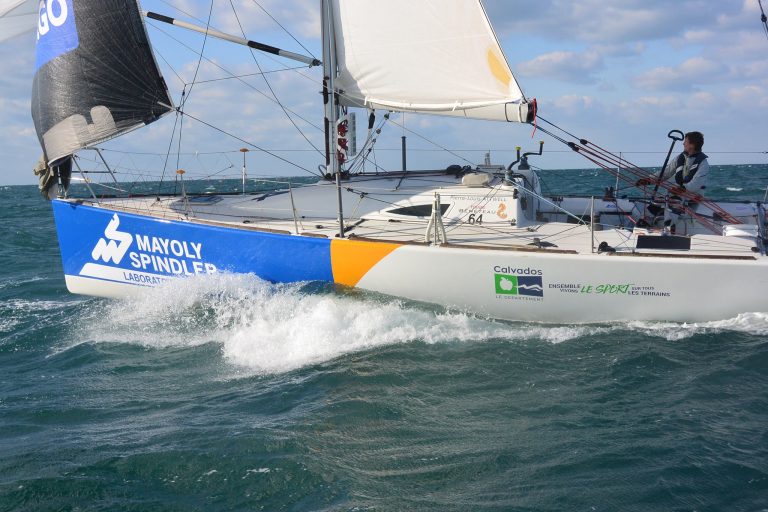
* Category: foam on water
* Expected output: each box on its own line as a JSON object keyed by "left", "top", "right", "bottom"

{"left": 72, "top": 274, "right": 768, "bottom": 373}
{"left": 72, "top": 274, "right": 610, "bottom": 373}
{"left": 1, "top": 298, "right": 79, "bottom": 335}
{"left": 0, "top": 276, "right": 46, "bottom": 291}
{"left": 624, "top": 312, "right": 768, "bottom": 340}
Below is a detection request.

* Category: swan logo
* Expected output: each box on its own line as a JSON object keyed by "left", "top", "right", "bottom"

{"left": 494, "top": 273, "right": 543, "bottom": 297}
{"left": 92, "top": 214, "right": 133, "bottom": 264}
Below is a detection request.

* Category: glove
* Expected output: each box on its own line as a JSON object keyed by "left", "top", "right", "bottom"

{"left": 636, "top": 177, "right": 656, "bottom": 187}
{"left": 669, "top": 186, "right": 686, "bottom": 196}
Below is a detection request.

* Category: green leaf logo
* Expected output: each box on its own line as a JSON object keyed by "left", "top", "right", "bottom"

{"left": 495, "top": 274, "right": 518, "bottom": 295}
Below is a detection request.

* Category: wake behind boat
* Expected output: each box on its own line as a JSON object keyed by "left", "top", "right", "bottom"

{"left": 30, "top": 0, "right": 768, "bottom": 323}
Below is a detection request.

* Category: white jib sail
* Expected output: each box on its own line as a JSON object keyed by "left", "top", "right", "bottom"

{"left": 331, "top": 0, "right": 531, "bottom": 123}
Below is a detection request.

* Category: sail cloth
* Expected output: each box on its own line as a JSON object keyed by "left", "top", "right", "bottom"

{"left": 331, "top": 0, "right": 532, "bottom": 123}
{"left": 0, "top": 0, "right": 37, "bottom": 41}
{"left": 31, "top": 0, "right": 173, "bottom": 165}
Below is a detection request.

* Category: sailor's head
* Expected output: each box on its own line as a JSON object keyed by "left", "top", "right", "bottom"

{"left": 684, "top": 131, "right": 704, "bottom": 154}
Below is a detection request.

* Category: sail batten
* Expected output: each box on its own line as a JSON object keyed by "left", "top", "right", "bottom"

{"left": 331, "top": 0, "right": 531, "bottom": 123}
{"left": 31, "top": 0, "right": 173, "bottom": 165}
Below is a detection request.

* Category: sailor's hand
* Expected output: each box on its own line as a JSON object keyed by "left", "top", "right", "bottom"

{"left": 669, "top": 186, "right": 686, "bottom": 196}
{"left": 636, "top": 177, "right": 656, "bottom": 187}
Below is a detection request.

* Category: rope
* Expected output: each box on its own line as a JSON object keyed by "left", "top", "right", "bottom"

{"left": 534, "top": 117, "right": 741, "bottom": 232}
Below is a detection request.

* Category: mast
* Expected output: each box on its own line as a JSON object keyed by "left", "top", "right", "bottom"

{"left": 321, "top": 0, "right": 345, "bottom": 238}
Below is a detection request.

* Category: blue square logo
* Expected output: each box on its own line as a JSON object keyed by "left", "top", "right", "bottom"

{"left": 35, "top": 0, "right": 79, "bottom": 70}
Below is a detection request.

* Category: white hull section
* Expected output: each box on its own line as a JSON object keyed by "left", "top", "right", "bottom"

{"left": 357, "top": 246, "right": 768, "bottom": 323}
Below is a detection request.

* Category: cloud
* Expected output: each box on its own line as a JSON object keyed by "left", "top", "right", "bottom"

{"left": 686, "top": 91, "right": 717, "bottom": 109}
{"left": 518, "top": 50, "right": 603, "bottom": 83}
{"left": 550, "top": 94, "right": 596, "bottom": 115}
{"left": 633, "top": 57, "right": 727, "bottom": 91}
{"left": 728, "top": 85, "right": 768, "bottom": 109}
{"left": 706, "top": 30, "right": 768, "bottom": 61}
{"left": 591, "top": 42, "right": 645, "bottom": 58}
{"left": 615, "top": 95, "right": 681, "bottom": 124}
{"left": 484, "top": 0, "right": 749, "bottom": 44}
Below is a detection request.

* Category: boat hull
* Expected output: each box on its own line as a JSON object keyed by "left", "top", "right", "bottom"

{"left": 52, "top": 200, "right": 768, "bottom": 323}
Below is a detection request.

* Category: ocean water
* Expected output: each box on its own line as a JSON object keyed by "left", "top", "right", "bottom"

{"left": 1, "top": 165, "right": 768, "bottom": 511}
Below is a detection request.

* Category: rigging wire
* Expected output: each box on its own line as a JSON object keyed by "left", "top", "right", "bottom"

{"left": 246, "top": 0, "right": 318, "bottom": 59}
{"left": 178, "top": 109, "right": 321, "bottom": 176}
{"left": 144, "top": 16, "right": 327, "bottom": 181}
{"left": 760, "top": 0, "right": 768, "bottom": 41}
{"left": 157, "top": 89, "right": 184, "bottom": 194}
{"left": 227, "top": 0, "right": 323, "bottom": 157}
{"left": 178, "top": 0, "right": 215, "bottom": 109}
{"left": 146, "top": 21, "right": 323, "bottom": 131}
{"left": 156, "top": 0, "right": 213, "bottom": 196}
{"left": 157, "top": 0, "right": 319, "bottom": 86}
{"left": 152, "top": 48, "right": 186, "bottom": 85}
{"left": 346, "top": 113, "right": 393, "bottom": 174}
{"left": 175, "top": 89, "right": 186, "bottom": 194}
{"left": 192, "top": 67, "right": 307, "bottom": 84}
{"left": 387, "top": 115, "right": 475, "bottom": 166}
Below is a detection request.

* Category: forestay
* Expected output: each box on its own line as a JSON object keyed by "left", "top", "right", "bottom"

{"left": 331, "top": 0, "right": 532, "bottom": 123}
{"left": 31, "top": 0, "right": 173, "bottom": 165}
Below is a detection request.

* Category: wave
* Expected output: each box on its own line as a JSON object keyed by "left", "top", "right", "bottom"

{"left": 71, "top": 274, "right": 611, "bottom": 373}
{"left": 623, "top": 312, "right": 768, "bottom": 340}
{"left": 69, "top": 274, "right": 768, "bottom": 374}
{"left": 0, "top": 297, "right": 83, "bottom": 337}
{"left": 0, "top": 276, "right": 47, "bottom": 291}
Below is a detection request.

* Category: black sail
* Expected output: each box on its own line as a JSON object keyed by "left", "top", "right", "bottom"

{"left": 31, "top": 0, "right": 173, "bottom": 164}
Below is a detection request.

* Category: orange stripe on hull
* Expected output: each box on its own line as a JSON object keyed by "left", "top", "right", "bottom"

{"left": 330, "top": 239, "right": 401, "bottom": 287}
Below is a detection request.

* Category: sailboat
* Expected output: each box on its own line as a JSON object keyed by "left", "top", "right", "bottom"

{"left": 31, "top": 0, "right": 768, "bottom": 323}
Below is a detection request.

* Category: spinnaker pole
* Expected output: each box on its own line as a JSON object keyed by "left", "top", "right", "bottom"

{"left": 143, "top": 11, "right": 320, "bottom": 67}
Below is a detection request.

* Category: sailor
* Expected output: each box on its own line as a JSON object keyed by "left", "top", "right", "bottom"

{"left": 636, "top": 131, "right": 709, "bottom": 231}
{"left": 661, "top": 131, "right": 709, "bottom": 198}
{"left": 660, "top": 131, "right": 708, "bottom": 231}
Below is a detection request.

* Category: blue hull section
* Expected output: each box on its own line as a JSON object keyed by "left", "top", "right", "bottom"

{"left": 51, "top": 200, "right": 333, "bottom": 289}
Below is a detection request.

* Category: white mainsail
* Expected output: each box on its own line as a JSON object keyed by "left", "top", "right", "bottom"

{"left": 331, "top": 0, "right": 532, "bottom": 123}
{"left": 0, "top": 0, "right": 36, "bottom": 42}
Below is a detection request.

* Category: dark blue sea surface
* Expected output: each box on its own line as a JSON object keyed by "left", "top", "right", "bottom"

{"left": 1, "top": 165, "right": 768, "bottom": 511}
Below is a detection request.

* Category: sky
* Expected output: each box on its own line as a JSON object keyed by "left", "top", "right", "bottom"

{"left": 0, "top": 0, "right": 767, "bottom": 185}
